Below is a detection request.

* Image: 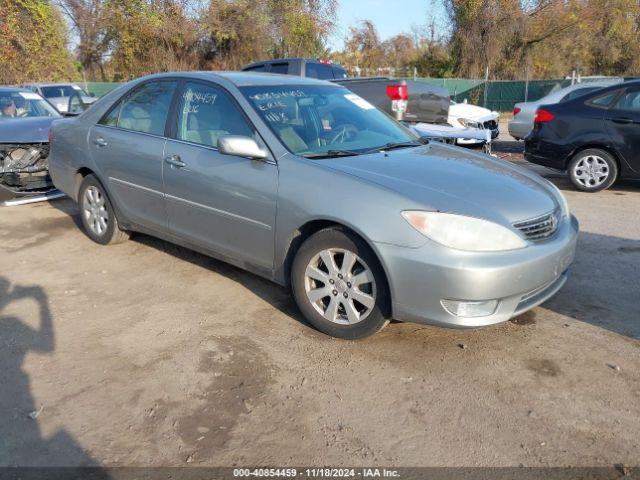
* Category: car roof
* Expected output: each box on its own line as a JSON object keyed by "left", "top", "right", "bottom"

{"left": 29, "top": 82, "right": 82, "bottom": 88}
{"left": 133, "top": 71, "right": 340, "bottom": 87}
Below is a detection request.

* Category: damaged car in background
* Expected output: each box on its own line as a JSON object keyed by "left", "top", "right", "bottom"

{"left": 0, "top": 88, "right": 64, "bottom": 206}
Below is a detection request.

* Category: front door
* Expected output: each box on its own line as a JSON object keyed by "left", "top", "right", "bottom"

{"left": 604, "top": 86, "right": 640, "bottom": 174}
{"left": 89, "top": 80, "right": 178, "bottom": 232}
{"left": 163, "top": 81, "right": 278, "bottom": 270}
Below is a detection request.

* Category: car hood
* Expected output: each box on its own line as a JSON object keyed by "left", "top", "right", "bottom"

{"left": 449, "top": 103, "right": 499, "bottom": 122}
{"left": 315, "top": 143, "right": 558, "bottom": 225}
{"left": 0, "top": 116, "right": 57, "bottom": 143}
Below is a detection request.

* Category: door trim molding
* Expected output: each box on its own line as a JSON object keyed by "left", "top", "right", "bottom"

{"left": 166, "top": 194, "right": 272, "bottom": 230}
{"left": 108, "top": 177, "right": 164, "bottom": 198}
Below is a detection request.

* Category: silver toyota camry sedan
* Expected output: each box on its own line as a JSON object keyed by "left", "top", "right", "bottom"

{"left": 48, "top": 72, "right": 578, "bottom": 339}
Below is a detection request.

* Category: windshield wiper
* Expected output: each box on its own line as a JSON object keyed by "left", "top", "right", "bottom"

{"left": 365, "top": 139, "right": 427, "bottom": 153}
{"left": 302, "top": 149, "right": 361, "bottom": 159}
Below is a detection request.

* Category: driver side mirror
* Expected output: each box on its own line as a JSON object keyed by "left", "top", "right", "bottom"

{"left": 218, "top": 135, "right": 268, "bottom": 160}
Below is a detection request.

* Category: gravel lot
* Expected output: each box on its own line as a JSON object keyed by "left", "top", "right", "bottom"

{"left": 1, "top": 131, "right": 639, "bottom": 468}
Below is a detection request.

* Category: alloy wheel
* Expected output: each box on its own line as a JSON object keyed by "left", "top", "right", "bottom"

{"left": 83, "top": 186, "right": 109, "bottom": 236}
{"left": 303, "top": 248, "right": 377, "bottom": 325}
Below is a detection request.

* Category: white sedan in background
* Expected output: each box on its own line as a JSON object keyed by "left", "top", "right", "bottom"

{"left": 448, "top": 100, "right": 500, "bottom": 145}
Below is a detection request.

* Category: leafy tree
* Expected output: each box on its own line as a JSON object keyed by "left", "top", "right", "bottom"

{"left": 56, "top": 0, "right": 110, "bottom": 81}
{"left": 0, "top": 0, "right": 79, "bottom": 84}
{"left": 102, "top": 0, "right": 201, "bottom": 80}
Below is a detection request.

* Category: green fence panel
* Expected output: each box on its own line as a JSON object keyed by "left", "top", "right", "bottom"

{"left": 83, "top": 82, "right": 122, "bottom": 97}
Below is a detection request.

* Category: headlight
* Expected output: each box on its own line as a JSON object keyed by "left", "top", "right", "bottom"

{"left": 401, "top": 211, "right": 528, "bottom": 252}
{"left": 457, "top": 118, "right": 470, "bottom": 128}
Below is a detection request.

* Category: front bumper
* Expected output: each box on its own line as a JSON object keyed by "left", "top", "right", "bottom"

{"left": 375, "top": 214, "right": 579, "bottom": 328}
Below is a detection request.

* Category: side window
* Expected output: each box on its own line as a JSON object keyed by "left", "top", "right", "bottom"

{"left": 244, "top": 64, "right": 266, "bottom": 72}
{"left": 613, "top": 89, "right": 640, "bottom": 111}
{"left": 305, "top": 63, "right": 334, "bottom": 80}
{"left": 587, "top": 90, "right": 620, "bottom": 108}
{"left": 114, "top": 81, "right": 177, "bottom": 135}
{"left": 561, "top": 87, "right": 597, "bottom": 102}
{"left": 332, "top": 67, "right": 348, "bottom": 79}
{"left": 100, "top": 102, "right": 121, "bottom": 127}
{"left": 177, "top": 82, "right": 255, "bottom": 148}
{"left": 269, "top": 63, "right": 289, "bottom": 74}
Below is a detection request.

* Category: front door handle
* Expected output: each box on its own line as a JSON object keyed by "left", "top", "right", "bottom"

{"left": 611, "top": 117, "right": 634, "bottom": 124}
{"left": 93, "top": 137, "right": 108, "bottom": 147}
{"left": 164, "top": 154, "right": 186, "bottom": 168}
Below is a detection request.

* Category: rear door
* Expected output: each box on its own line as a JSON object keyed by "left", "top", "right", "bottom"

{"left": 89, "top": 80, "right": 178, "bottom": 232}
{"left": 604, "top": 86, "right": 640, "bottom": 174}
{"left": 163, "top": 80, "right": 278, "bottom": 270}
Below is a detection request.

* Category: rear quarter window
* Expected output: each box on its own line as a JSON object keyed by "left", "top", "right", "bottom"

{"left": 269, "top": 63, "right": 290, "bottom": 74}
{"left": 586, "top": 90, "right": 621, "bottom": 108}
{"left": 305, "top": 63, "right": 334, "bottom": 80}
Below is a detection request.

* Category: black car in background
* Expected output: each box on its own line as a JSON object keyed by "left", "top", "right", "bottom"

{"left": 525, "top": 80, "right": 640, "bottom": 192}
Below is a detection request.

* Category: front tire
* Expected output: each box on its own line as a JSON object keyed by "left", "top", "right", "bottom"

{"left": 78, "top": 175, "right": 129, "bottom": 245}
{"left": 291, "top": 228, "right": 390, "bottom": 340}
{"left": 568, "top": 149, "right": 617, "bottom": 192}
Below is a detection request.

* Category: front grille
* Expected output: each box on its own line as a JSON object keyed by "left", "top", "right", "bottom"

{"left": 513, "top": 210, "right": 559, "bottom": 241}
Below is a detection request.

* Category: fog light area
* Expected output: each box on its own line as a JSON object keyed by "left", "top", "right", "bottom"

{"left": 440, "top": 299, "right": 499, "bottom": 318}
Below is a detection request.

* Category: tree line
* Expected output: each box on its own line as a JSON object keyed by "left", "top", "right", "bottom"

{"left": 1, "top": 0, "right": 639, "bottom": 85}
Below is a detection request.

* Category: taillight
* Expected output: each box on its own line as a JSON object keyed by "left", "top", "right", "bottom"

{"left": 386, "top": 84, "right": 409, "bottom": 101}
{"left": 534, "top": 109, "right": 555, "bottom": 123}
{"left": 48, "top": 129, "right": 53, "bottom": 144}
{"left": 512, "top": 107, "right": 521, "bottom": 117}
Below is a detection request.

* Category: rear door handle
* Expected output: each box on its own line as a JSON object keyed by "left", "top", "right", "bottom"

{"left": 611, "top": 117, "right": 634, "bottom": 124}
{"left": 164, "top": 154, "right": 186, "bottom": 168}
{"left": 93, "top": 137, "right": 108, "bottom": 147}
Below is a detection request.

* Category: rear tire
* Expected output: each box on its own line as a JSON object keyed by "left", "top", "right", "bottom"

{"left": 291, "top": 227, "right": 391, "bottom": 340}
{"left": 78, "top": 175, "right": 129, "bottom": 245}
{"left": 567, "top": 149, "right": 617, "bottom": 192}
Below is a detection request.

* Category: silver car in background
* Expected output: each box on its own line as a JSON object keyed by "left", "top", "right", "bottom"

{"left": 23, "top": 83, "right": 97, "bottom": 114}
{"left": 508, "top": 81, "right": 621, "bottom": 140}
{"left": 48, "top": 72, "right": 578, "bottom": 339}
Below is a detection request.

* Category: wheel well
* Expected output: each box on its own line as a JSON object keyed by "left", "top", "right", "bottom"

{"left": 74, "top": 167, "right": 94, "bottom": 200}
{"left": 570, "top": 145, "right": 621, "bottom": 178}
{"left": 282, "top": 220, "right": 392, "bottom": 311}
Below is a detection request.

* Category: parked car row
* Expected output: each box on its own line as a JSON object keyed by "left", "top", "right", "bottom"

{"left": 7, "top": 65, "right": 634, "bottom": 339}
{"left": 46, "top": 71, "right": 578, "bottom": 339}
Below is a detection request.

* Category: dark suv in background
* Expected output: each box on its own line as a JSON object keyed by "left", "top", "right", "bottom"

{"left": 525, "top": 80, "right": 640, "bottom": 192}
{"left": 243, "top": 58, "right": 349, "bottom": 80}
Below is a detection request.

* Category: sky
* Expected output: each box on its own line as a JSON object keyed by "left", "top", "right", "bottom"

{"left": 328, "top": 0, "right": 448, "bottom": 51}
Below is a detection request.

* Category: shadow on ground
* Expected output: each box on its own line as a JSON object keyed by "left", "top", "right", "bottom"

{"left": 0, "top": 276, "right": 109, "bottom": 473}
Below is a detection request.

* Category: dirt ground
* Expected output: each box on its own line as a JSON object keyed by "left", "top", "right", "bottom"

{"left": 1, "top": 130, "right": 639, "bottom": 468}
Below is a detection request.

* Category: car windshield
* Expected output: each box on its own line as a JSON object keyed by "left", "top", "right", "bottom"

{"left": 240, "top": 85, "right": 419, "bottom": 157}
{"left": 0, "top": 91, "right": 61, "bottom": 120}
{"left": 40, "top": 85, "right": 87, "bottom": 98}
